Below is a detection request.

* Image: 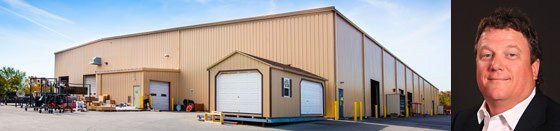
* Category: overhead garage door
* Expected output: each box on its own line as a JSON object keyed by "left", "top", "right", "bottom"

{"left": 301, "top": 80, "right": 323, "bottom": 115}
{"left": 84, "top": 75, "right": 96, "bottom": 97}
{"left": 216, "top": 71, "right": 262, "bottom": 114}
{"left": 150, "top": 81, "right": 169, "bottom": 111}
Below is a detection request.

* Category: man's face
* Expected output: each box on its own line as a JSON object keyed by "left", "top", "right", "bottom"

{"left": 476, "top": 28, "right": 540, "bottom": 102}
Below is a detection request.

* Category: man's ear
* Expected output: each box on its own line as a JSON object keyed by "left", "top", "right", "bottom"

{"left": 532, "top": 59, "right": 541, "bottom": 80}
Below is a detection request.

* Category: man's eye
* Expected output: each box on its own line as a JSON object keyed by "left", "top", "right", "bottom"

{"left": 481, "top": 53, "right": 492, "bottom": 58}
{"left": 507, "top": 53, "right": 518, "bottom": 59}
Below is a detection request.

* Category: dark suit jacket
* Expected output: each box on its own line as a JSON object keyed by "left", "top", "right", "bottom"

{"left": 452, "top": 89, "right": 560, "bottom": 131}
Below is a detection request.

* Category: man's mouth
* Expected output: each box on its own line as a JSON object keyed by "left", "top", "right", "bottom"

{"left": 488, "top": 77, "right": 511, "bottom": 80}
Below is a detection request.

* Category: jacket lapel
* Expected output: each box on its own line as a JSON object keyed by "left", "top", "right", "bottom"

{"left": 514, "top": 89, "right": 547, "bottom": 131}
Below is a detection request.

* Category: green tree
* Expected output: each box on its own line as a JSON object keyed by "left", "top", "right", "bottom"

{"left": 439, "top": 91, "right": 451, "bottom": 110}
{"left": 0, "top": 67, "right": 27, "bottom": 96}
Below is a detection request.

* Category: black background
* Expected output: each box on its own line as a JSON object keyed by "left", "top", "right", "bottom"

{"left": 452, "top": 0, "right": 560, "bottom": 117}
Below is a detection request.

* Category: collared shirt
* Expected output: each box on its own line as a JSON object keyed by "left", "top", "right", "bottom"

{"left": 477, "top": 88, "right": 536, "bottom": 131}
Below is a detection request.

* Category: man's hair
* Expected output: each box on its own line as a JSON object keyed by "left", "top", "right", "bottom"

{"left": 474, "top": 7, "right": 543, "bottom": 87}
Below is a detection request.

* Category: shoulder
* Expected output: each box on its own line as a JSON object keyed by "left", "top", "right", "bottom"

{"left": 543, "top": 96, "right": 560, "bottom": 126}
{"left": 527, "top": 93, "right": 560, "bottom": 130}
{"left": 452, "top": 106, "right": 479, "bottom": 130}
{"left": 453, "top": 107, "right": 477, "bottom": 121}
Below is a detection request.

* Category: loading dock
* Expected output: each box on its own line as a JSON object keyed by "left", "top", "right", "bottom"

{"left": 150, "top": 81, "right": 170, "bottom": 111}
{"left": 370, "top": 80, "right": 380, "bottom": 117}
{"left": 84, "top": 75, "right": 97, "bottom": 97}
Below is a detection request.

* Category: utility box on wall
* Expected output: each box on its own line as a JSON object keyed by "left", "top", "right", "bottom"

{"left": 386, "top": 93, "right": 405, "bottom": 117}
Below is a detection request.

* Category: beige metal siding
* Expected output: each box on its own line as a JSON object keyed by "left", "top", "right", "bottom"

{"left": 414, "top": 73, "right": 421, "bottom": 114}
{"left": 396, "top": 61, "right": 405, "bottom": 92}
{"left": 95, "top": 70, "right": 179, "bottom": 106}
{"left": 405, "top": 67, "right": 413, "bottom": 114}
{"left": 55, "top": 31, "right": 180, "bottom": 85}
{"left": 270, "top": 69, "right": 301, "bottom": 117}
{"left": 405, "top": 68, "right": 412, "bottom": 95}
{"left": 99, "top": 72, "right": 143, "bottom": 104}
{"left": 335, "top": 14, "right": 364, "bottom": 117}
{"left": 208, "top": 53, "right": 271, "bottom": 117}
{"left": 363, "top": 37, "right": 383, "bottom": 117}
{"left": 383, "top": 51, "right": 396, "bottom": 95}
{"left": 181, "top": 12, "right": 335, "bottom": 117}
{"left": 423, "top": 80, "right": 429, "bottom": 114}
{"left": 420, "top": 77, "right": 425, "bottom": 114}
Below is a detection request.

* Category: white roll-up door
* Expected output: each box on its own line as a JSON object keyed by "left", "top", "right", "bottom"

{"left": 301, "top": 80, "right": 323, "bottom": 115}
{"left": 150, "top": 81, "right": 170, "bottom": 111}
{"left": 216, "top": 71, "right": 262, "bottom": 114}
{"left": 84, "top": 75, "right": 96, "bottom": 97}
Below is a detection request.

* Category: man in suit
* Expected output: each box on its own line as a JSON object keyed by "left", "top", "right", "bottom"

{"left": 452, "top": 8, "right": 560, "bottom": 131}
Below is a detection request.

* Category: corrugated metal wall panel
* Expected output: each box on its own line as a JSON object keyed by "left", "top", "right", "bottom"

{"left": 55, "top": 31, "right": 180, "bottom": 85}
{"left": 396, "top": 61, "right": 405, "bottom": 91}
{"left": 180, "top": 12, "right": 334, "bottom": 116}
{"left": 100, "top": 72, "right": 142, "bottom": 104}
{"left": 363, "top": 37, "right": 383, "bottom": 117}
{"left": 335, "top": 14, "right": 364, "bottom": 117}
{"left": 413, "top": 73, "right": 420, "bottom": 114}
{"left": 405, "top": 67, "right": 413, "bottom": 114}
{"left": 423, "top": 80, "right": 429, "bottom": 114}
{"left": 420, "top": 77, "right": 425, "bottom": 114}
{"left": 406, "top": 68, "right": 413, "bottom": 95}
{"left": 383, "top": 51, "right": 396, "bottom": 95}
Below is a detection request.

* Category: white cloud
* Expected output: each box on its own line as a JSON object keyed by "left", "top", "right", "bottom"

{"left": 0, "top": 6, "right": 73, "bottom": 41}
{"left": 2, "top": 0, "right": 73, "bottom": 24}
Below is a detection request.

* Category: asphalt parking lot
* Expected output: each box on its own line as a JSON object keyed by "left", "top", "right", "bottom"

{"left": 0, "top": 104, "right": 450, "bottom": 131}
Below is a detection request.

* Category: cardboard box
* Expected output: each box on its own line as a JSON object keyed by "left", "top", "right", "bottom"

{"left": 105, "top": 100, "right": 116, "bottom": 105}
{"left": 92, "top": 101, "right": 101, "bottom": 106}
{"left": 87, "top": 105, "right": 97, "bottom": 111}
{"left": 97, "top": 106, "right": 116, "bottom": 111}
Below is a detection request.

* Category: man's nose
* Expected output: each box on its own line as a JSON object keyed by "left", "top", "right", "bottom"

{"left": 490, "top": 57, "right": 504, "bottom": 71}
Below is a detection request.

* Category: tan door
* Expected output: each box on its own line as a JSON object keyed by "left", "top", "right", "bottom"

{"left": 133, "top": 85, "right": 141, "bottom": 108}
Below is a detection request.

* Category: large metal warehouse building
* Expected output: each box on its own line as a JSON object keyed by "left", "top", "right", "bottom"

{"left": 54, "top": 6, "right": 440, "bottom": 119}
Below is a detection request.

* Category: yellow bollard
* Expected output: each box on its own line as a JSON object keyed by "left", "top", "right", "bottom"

{"left": 171, "top": 98, "right": 174, "bottom": 112}
{"left": 204, "top": 113, "right": 208, "bottom": 121}
{"left": 406, "top": 106, "right": 409, "bottom": 118}
{"left": 359, "top": 102, "right": 363, "bottom": 121}
{"left": 149, "top": 96, "right": 154, "bottom": 111}
{"left": 220, "top": 113, "right": 224, "bottom": 125}
{"left": 211, "top": 114, "right": 215, "bottom": 122}
{"left": 334, "top": 101, "right": 339, "bottom": 120}
{"left": 353, "top": 102, "right": 357, "bottom": 121}
{"left": 430, "top": 109, "right": 434, "bottom": 116}
{"left": 383, "top": 106, "right": 387, "bottom": 118}
{"left": 140, "top": 95, "right": 144, "bottom": 109}
{"left": 375, "top": 105, "right": 378, "bottom": 118}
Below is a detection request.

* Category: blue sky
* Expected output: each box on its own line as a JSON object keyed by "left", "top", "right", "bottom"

{"left": 0, "top": 0, "right": 450, "bottom": 91}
